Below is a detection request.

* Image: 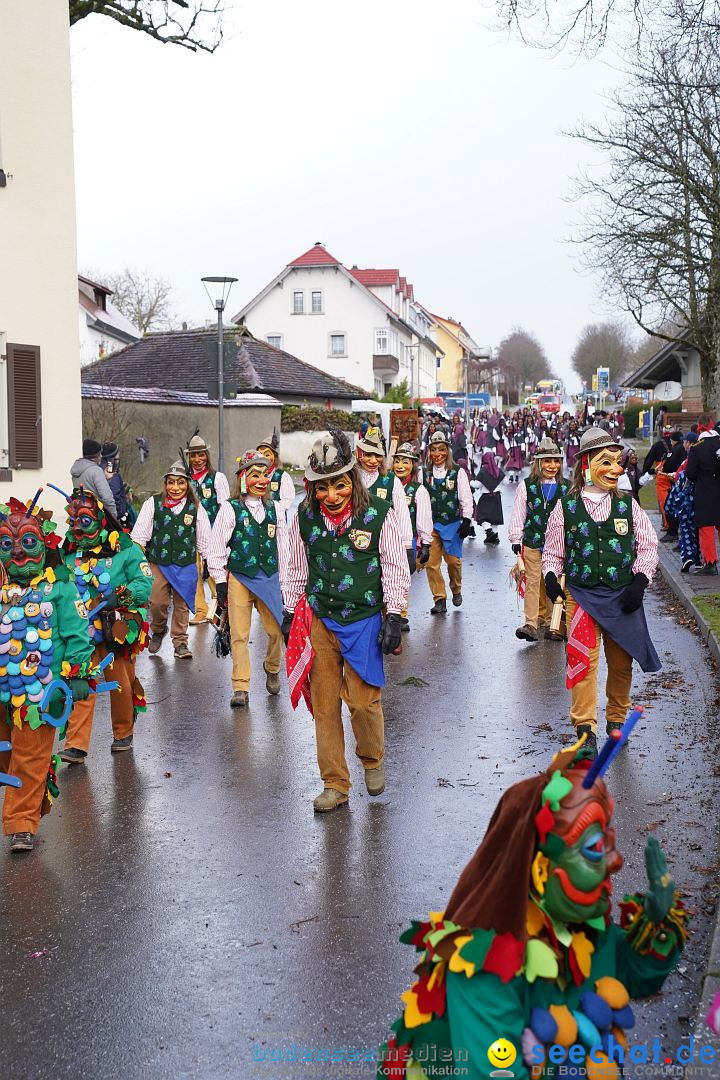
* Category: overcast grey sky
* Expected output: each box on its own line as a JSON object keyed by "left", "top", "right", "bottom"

{"left": 70, "top": 0, "right": 631, "bottom": 390}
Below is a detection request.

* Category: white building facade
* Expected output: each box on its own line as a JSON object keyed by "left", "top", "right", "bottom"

{"left": 233, "top": 244, "right": 440, "bottom": 398}
{"left": 0, "top": 1, "right": 82, "bottom": 500}
{"left": 78, "top": 275, "right": 140, "bottom": 367}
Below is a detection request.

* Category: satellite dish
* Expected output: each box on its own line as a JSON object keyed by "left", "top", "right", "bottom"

{"left": 654, "top": 380, "right": 682, "bottom": 402}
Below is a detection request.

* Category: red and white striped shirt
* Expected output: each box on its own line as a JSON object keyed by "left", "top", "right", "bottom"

{"left": 431, "top": 465, "right": 473, "bottom": 519}
{"left": 359, "top": 469, "right": 414, "bottom": 547}
{"left": 542, "top": 490, "right": 659, "bottom": 582}
{"left": 412, "top": 483, "right": 434, "bottom": 546}
{"left": 284, "top": 504, "right": 411, "bottom": 615}
{"left": 131, "top": 496, "right": 212, "bottom": 559}
{"left": 206, "top": 496, "right": 290, "bottom": 589}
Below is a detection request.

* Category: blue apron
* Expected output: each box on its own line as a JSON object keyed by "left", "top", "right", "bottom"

{"left": 570, "top": 583, "right": 661, "bottom": 673}
{"left": 161, "top": 562, "right": 198, "bottom": 614}
{"left": 231, "top": 570, "right": 284, "bottom": 628}
{"left": 321, "top": 612, "right": 385, "bottom": 688}
{"left": 434, "top": 520, "right": 463, "bottom": 559}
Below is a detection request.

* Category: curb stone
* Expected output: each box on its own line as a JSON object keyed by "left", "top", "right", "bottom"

{"left": 651, "top": 519, "right": 720, "bottom": 1054}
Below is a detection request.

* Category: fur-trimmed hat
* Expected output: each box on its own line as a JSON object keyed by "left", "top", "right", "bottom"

{"left": 305, "top": 428, "right": 356, "bottom": 482}
{"left": 357, "top": 426, "right": 386, "bottom": 456}
{"left": 578, "top": 428, "right": 623, "bottom": 455}
{"left": 394, "top": 442, "right": 419, "bottom": 461}
{"left": 535, "top": 437, "right": 563, "bottom": 460}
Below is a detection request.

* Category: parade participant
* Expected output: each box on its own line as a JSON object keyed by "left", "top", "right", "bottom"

{"left": 508, "top": 439, "right": 569, "bottom": 643}
{"left": 283, "top": 429, "right": 410, "bottom": 812}
{"left": 207, "top": 451, "right": 288, "bottom": 708}
{"left": 131, "top": 460, "right": 211, "bottom": 660}
{"left": 424, "top": 431, "right": 474, "bottom": 613}
{"left": 0, "top": 496, "right": 95, "bottom": 852}
{"left": 59, "top": 488, "right": 151, "bottom": 761}
{"left": 664, "top": 434, "right": 701, "bottom": 572}
{"left": 356, "top": 427, "right": 414, "bottom": 575}
{"left": 686, "top": 414, "right": 720, "bottom": 575}
{"left": 256, "top": 432, "right": 296, "bottom": 517}
{"left": 392, "top": 443, "right": 433, "bottom": 631}
{"left": 378, "top": 738, "right": 687, "bottom": 1080}
{"left": 542, "top": 429, "right": 660, "bottom": 754}
{"left": 185, "top": 430, "right": 229, "bottom": 625}
{"left": 505, "top": 422, "right": 525, "bottom": 482}
{"left": 565, "top": 420, "right": 581, "bottom": 472}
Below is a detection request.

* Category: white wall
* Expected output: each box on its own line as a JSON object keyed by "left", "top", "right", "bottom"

{"left": 244, "top": 266, "right": 399, "bottom": 394}
{"left": 280, "top": 429, "right": 356, "bottom": 469}
{"left": 0, "top": 1, "right": 81, "bottom": 505}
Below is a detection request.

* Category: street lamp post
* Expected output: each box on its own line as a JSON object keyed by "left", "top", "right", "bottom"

{"left": 201, "top": 276, "right": 237, "bottom": 474}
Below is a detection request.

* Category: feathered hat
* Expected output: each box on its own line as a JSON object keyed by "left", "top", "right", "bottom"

{"left": 305, "top": 428, "right": 356, "bottom": 482}
{"left": 257, "top": 430, "right": 280, "bottom": 455}
{"left": 186, "top": 427, "right": 210, "bottom": 453}
{"left": 357, "top": 426, "right": 386, "bottom": 456}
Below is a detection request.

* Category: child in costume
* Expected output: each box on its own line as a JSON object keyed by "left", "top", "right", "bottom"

{"left": 356, "top": 427, "right": 415, "bottom": 578}
{"left": 424, "top": 431, "right": 474, "bottom": 614}
{"left": 0, "top": 496, "right": 95, "bottom": 852}
{"left": 131, "top": 460, "right": 212, "bottom": 661}
{"left": 185, "top": 430, "right": 229, "bottom": 625}
{"left": 256, "top": 432, "right": 296, "bottom": 518}
{"left": 392, "top": 443, "right": 433, "bottom": 632}
{"left": 207, "top": 451, "right": 288, "bottom": 708}
{"left": 283, "top": 429, "right": 410, "bottom": 812}
{"left": 542, "top": 429, "right": 660, "bottom": 755}
{"left": 378, "top": 737, "right": 687, "bottom": 1079}
{"left": 508, "top": 439, "right": 569, "bottom": 643}
{"left": 59, "top": 488, "right": 151, "bottom": 760}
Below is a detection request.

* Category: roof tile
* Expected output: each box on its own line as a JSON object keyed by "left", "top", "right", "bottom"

{"left": 288, "top": 243, "right": 341, "bottom": 267}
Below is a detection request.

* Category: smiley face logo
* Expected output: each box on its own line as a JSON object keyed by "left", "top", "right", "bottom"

{"left": 488, "top": 1038, "right": 517, "bottom": 1075}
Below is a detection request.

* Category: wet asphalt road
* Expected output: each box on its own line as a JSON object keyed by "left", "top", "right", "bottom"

{"left": 2, "top": 482, "right": 720, "bottom": 1080}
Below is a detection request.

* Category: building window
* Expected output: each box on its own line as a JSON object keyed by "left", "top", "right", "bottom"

{"left": 374, "top": 328, "right": 388, "bottom": 354}
{"left": 311, "top": 290, "right": 323, "bottom": 313}
{"left": 267, "top": 334, "right": 283, "bottom": 348}
{"left": 329, "top": 333, "right": 346, "bottom": 357}
{"left": 293, "top": 291, "right": 304, "bottom": 314}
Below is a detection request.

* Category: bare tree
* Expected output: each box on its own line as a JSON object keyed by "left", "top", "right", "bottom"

{"left": 97, "top": 268, "right": 175, "bottom": 334}
{"left": 571, "top": 321, "right": 635, "bottom": 387}
{"left": 69, "top": 1, "right": 225, "bottom": 52}
{"left": 572, "top": 34, "right": 720, "bottom": 406}
{"left": 496, "top": 328, "right": 553, "bottom": 400}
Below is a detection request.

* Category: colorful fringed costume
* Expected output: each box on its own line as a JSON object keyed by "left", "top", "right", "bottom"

{"left": 61, "top": 488, "right": 152, "bottom": 756}
{"left": 0, "top": 497, "right": 95, "bottom": 843}
{"left": 378, "top": 742, "right": 687, "bottom": 1079}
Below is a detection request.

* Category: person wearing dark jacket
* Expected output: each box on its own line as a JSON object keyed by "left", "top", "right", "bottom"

{"left": 658, "top": 432, "right": 687, "bottom": 541}
{"left": 70, "top": 439, "right": 118, "bottom": 519}
{"left": 101, "top": 442, "right": 129, "bottom": 526}
{"left": 685, "top": 414, "right": 720, "bottom": 575}
{"left": 642, "top": 432, "right": 672, "bottom": 475}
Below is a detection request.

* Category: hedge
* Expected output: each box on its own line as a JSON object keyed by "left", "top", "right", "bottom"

{"left": 621, "top": 400, "right": 681, "bottom": 438}
{"left": 281, "top": 405, "right": 369, "bottom": 433}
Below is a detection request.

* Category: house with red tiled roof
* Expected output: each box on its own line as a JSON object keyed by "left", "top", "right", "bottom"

{"left": 232, "top": 242, "right": 441, "bottom": 398}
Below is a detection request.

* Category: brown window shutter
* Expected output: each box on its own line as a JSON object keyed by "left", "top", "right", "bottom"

{"left": 7, "top": 343, "right": 42, "bottom": 469}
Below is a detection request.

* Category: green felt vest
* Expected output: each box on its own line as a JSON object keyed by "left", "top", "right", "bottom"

{"left": 268, "top": 469, "right": 289, "bottom": 503}
{"left": 298, "top": 496, "right": 390, "bottom": 624}
{"left": 145, "top": 496, "right": 198, "bottom": 567}
{"left": 369, "top": 472, "right": 394, "bottom": 503}
{"left": 425, "top": 468, "right": 461, "bottom": 525}
{"left": 226, "top": 500, "right": 278, "bottom": 578}
{"left": 195, "top": 471, "right": 220, "bottom": 524}
{"left": 403, "top": 481, "right": 419, "bottom": 536}
{"left": 562, "top": 492, "right": 635, "bottom": 589}
{"left": 522, "top": 477, "right": 569, "bottom": 549}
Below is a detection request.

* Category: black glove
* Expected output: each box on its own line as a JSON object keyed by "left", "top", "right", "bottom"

{"left": 512, "top": 544, "right": 522, "bottom": 555}
{"left": 202, "top": 560, "right": 210, "bottom": 581}
{"left": 620, "top": 572, "right": 648, "bottom": 614}
{"left": 544, "top": 572, "right": 566, "bottom": 604}
{"left": 281, "top": 609, "right": 294, "bottom": 646}
{"left": 68, "top": 677, "right": 91, "bottom": 703}
{"left": 379, "top": 613, "right": 403, "bottom": 655}
{"left": 458, "top": 518, "right": 472, "bottom": 539}
{"left": 215, "top": 581, "right": 228, "bottom": 609}
{"left": 407, "top": 548, "right": 416, "bottom": 576}
{"left": 419, "top": 543, "right": 430, "bottom": 566}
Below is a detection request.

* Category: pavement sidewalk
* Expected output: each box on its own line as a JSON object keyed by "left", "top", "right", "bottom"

{"left": 651, "top": 511, "right": 720, "bottom": 1053}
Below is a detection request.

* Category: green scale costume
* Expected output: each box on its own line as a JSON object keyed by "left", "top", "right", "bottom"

{"left": 195, "top": 471, "right": 221, "bottom": 525}
{"left": 145, "top": 496, "right": 198, "bottom": 567}
{"left": 425, "top": 469, "right": 461, "bottom": 526}
{"left": 298, "top": 496, "right": 390, "bottom": 625}
{"left": 561, "top": 494, "right": 635, "bottom": 589}
{"left": 227, "top": 499, "right": 279, "bottom": 578}
{"left": 523, "top": 479, "right": 569, "bottom": 550}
